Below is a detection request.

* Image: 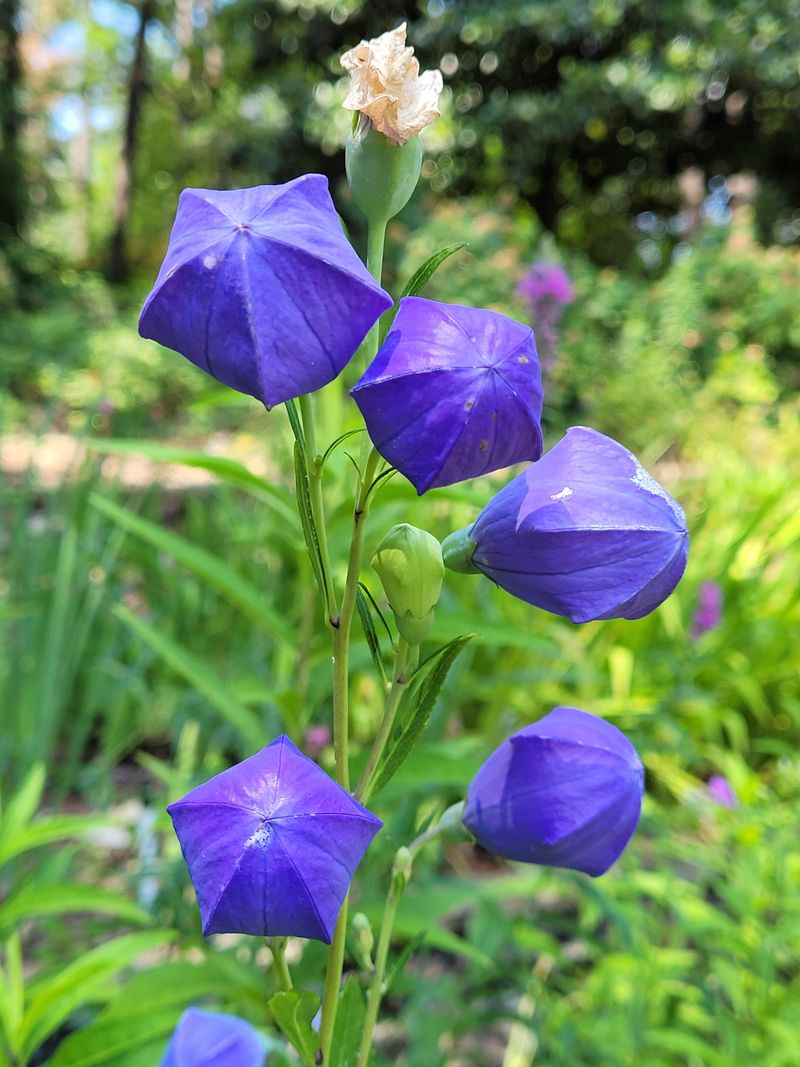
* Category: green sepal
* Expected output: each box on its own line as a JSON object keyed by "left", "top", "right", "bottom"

{"left": 346, "top": 125, "right": 422, "bottom": 225}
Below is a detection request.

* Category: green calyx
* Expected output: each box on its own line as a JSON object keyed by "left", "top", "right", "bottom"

{"left": 346, "top": 121, "right": 423, "bottom": 226}
{"left": 372, "top": 523, "right": 444, "bottom": 644}
{"left": 441, "top": 526, "right": 481, "bottom": 575}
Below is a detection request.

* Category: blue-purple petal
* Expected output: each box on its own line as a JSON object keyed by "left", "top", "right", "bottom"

{"left": 140, "top": 176, "right": 392, "bottom": 408}
{"left": 469, "top": 426, "right": 689, "bottom": 622}
{"left": 463, "top": 707, "right": 644, "bottom": 876}
{"left": 352, "top": 297, "right": 543, "bottom": 493}
{"left": 167, "top": 735, "right": 382, "bottom": 943}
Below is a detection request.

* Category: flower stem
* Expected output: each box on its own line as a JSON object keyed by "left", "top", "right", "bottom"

{"left": 268, "top": 937, "right": 294, "bottom": 993}
{"left": 299, "top": 391, "right": 337, "bottom": 622}
{"left": 356, "top": 638, "right": 416, "bottom": 803}
{"left": 319, "top": 900, "right": 348, "bottom": 1056}
{"left": 320, "top": 213, "right": 387, "bottom": 1061}
{"left": 355, "top": 853, "right": 410, "bottom": 1067}
{"left": 354, "top": 806, "right": 467, "bottom": 1065}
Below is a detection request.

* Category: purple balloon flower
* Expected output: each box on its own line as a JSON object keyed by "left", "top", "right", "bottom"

{"left": 168, "top": 735, "right": 382, "bottom": 943}
{"left": 161, "top": 1008, "right": 264, "bottom": 1067}
{"left": 444, "top": 426, "right": 689, "bottom": 623}
{"left": 351, "top": 296, "right": 543, "bottom": 493}
{"left": 463, "top": 707, "right": 644, "bottom": 876}
{"left": 139, "top": 175, "right": 392, "bottom": 408}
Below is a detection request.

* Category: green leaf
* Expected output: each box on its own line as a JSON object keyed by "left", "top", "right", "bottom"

{"left": 399, "top": 243, "right": 467, "bottom": 300}
{"left": 0, "top": 934, "right": 24, "bottom": 1058}
{"left": 0, "top": 886, "right": 152, "bottom": 932}
{"left": 113, "top": 604, "right": 263, "bottom": 749}
{"left": 21, "top": 931, "right": 175, "bottom": 1060}
{"left": 369, "top": 634, "right": 475, "bottom": 798}
{"left": 321, "top": 428, "right": 366, "bottom": 468}
{"left": 0, "top": 764, "right": 45, "bottom": 840}
{"left": 268, "top": 989, "right": 320, "bottom": 1066}
{"left": 45, "top": 1010, "right": 181, "bottom": 1067}
{"left": 86, "top": 439, "right": 298, "bottom": 529}
{"left": 90, "top": 494, "right": 292, "bottom": 647}
{"left": 103, "top": 960, "right": 237, "bottom": 1019}
{"left": 0, "top": 815, "right": 108, "bottom": 867}
{"left": 328, "top": 977, "right": 365, "bottom": 1067}
{"left": 384, "top": 930, "right": 427, "bottom": 995}
{"left": 292, "top": 440, "right": 333, "bottom": 618}
{"left": 356, "top": 586, "right": 388, "bottom": 687}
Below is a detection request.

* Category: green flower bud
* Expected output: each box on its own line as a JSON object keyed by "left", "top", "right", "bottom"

{"left": 392, "top": 846, "right": 413, "bottom": 886}
{"left": 441, "top": 526, "right": 481, "bottom": 575}
{"left": 372, "top": 524, "right": 444, "bottom": 645}
{"left": 346, "top": 121, "right": 423, "bottom": 226}
{"left": 351, "top": 911, "right": 374, "bottom": 966}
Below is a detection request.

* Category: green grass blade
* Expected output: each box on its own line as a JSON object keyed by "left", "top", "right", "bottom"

{"left": 90, "top": 494, "right": 293, "bottom": 647}
{"left": 113, "top": 604, "right": 263, "bottom": 749}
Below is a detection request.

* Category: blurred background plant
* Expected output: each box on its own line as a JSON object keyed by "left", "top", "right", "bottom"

{"left": 2, "top": 1, "right": 800, "bottom": 1064}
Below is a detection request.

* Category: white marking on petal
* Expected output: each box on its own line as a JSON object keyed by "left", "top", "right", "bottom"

{"left": 551, "top": 486, "right": 573, "bottom": 501}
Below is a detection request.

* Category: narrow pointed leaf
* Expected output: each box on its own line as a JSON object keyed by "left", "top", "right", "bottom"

{"left": 399, "top": 242, "right": 467, "bottom": 300}
{"left": 367, "top": 634, "right": 475, "bottom": 799}
{"left": 90, "top": 495, "right": 292, "bottom": 647}
{"left": 86, "top": 439, "right": 299, "bottom": 529}
{"left": 356, "top": 587, "right": 388, "bottom": 686}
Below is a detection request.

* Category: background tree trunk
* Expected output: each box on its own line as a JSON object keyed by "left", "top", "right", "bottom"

{"left": 105, "top": 0, "right": 154, "bottom": 284}
{"left": 0, "top": 0, "right": 25, "bottom": 244}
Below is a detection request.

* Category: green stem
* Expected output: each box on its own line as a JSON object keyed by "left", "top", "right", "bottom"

{"left": 319, "top": 214, "right": 387, "bottom": 1061}
{"left": 356, "top": 638, "right": 415, "bottom": 803}
{"left": 268, "top": 937, "right": 294, "bottom": 992}
{"left": 354, "top": 808, "right": 466, "bottom": 1066}
{"left": 299, "top": 391, "right": 337, "bottom": 622}
{"left": 355, "top": 854, "right": 409, "bottom": 1067}
{"left": 319, "top": 897, "right": 349, "bottom": 1056}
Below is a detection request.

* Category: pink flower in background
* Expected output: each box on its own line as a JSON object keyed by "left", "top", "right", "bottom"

{"left": 305, "top": 724, "right": 332, "bottom": 758}
{"left": 707, "top": 774, "right": 738, "bottom": 809}
{"left": 516, "top": 261, "right": 574, "bottom": 372}
{"left": 516, "top": 262, "right": 574, "bottom": 308}
{"left": 691, "top": 581, "right": 723, "bottom": 639}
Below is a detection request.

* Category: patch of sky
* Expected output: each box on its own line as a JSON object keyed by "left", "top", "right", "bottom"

{"left": 90, "top": 0, "right": 140, "bottom": 36}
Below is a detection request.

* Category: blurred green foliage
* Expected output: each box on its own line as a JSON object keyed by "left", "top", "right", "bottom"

{"left": 3, "top": 2, "right": 800, "bottom": 1062}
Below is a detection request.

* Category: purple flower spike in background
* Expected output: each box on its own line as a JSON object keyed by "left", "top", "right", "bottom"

{"left": 139, "top": 175, "right": 392, "bottom": 408}
{"left": 463, "top": 707, "right": 645, "bottom": 876}
{"left": 691, "top": 581, "right": 723, "bottom": 639}
{"left": 444, "top": 426, "right": 689, "bottom": 623}
{"left": 168, "top": 735, "right": 382, "bottom": 943}
{"left": 707, "top": 774, "right": 738, "bottom": 809}
{"left": 516, "top": 262, "right": 574, "bottom": 308}
{"left": 516, "top": 262, "right": 574, "bottom": 373}
{"left": 161, "top": 1008, "right": 264, "bottom": 1067}
{"left": 351, "top": 296, "right": 543, "bottom": 493}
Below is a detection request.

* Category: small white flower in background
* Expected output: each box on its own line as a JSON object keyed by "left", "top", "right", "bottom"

{"left": 341, "top": 22, "right": 443, "bottom": 145}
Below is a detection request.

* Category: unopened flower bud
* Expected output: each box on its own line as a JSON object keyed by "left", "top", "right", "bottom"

{"left": 392, "top": 846, "right": 413, "bottom": 886}
{"left": 464, "top": 707, "right": 644, "bottom": 876}
{"left": 372, "top": 524, "right": 444, "bottom": 644}
{"left": 351, "top": 911, "right": 375, "bottom": 962}
{"left": 346, "top": 123, "right": 422, "bottom": 225}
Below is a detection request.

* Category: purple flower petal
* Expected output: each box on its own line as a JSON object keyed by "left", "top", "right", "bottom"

{"left": 168, "top": 735, "right": 382, "bottom": 943}
{"left": 468, "top": 426, "right": 689, "bottom": 622}
{"left": 139, "top": 176, "right": 392, "bottom": 408}
{"left": 351, "top": 296, "right": 543, "bottom": 493}
{"left": 463, "top": 707, "right": 644, "bottom": 876}
{"left": 161, "top": 1008, "right": 264, "bottom": 1067}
